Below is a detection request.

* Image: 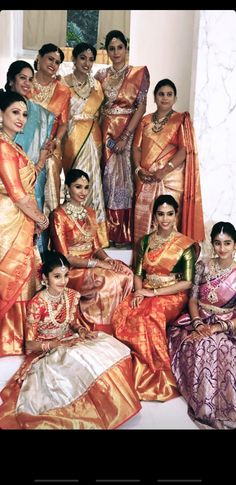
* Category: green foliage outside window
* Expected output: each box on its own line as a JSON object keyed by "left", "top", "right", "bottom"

{"left": 67, "top": 10, "right": 99, "bottom": 47}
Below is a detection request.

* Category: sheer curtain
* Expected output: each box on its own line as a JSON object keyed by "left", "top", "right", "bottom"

{"left": 97, "top": 10, "right": 130, "bottom": 46}
{"left": 23, "top": 10, "right": 67, "bottom": 50}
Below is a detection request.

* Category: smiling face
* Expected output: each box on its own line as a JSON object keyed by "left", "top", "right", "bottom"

{"left": 154, "top": 202, "right": 177, "bottom": 234}
{"left": 107, "top": 38, "right": 126, "bottom": 68}
{"left": 213, "top": 232, "right": 236, "bottom": 263}
{"left": 38, "top": 51, "right": 61, "bottom": 77}
{"left": 1, "top": 101, "right": 28, "bottom": 138}
{"left": 67, "top": 176, "right": 89, "bottom": 205}
{"left": 155, "top": 85, "right": 176, "bottom": 114}
{"left": 10, "top": 67, "right": 34, "bottom": 98}
{"left": 43, "top": 266, "right": 70, "bottom": 296}
{"left": 73, "top": 49, "right": 95, "bottom": 78}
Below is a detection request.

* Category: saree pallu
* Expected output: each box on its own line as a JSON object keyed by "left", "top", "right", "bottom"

{"left": 97, "top": 66, "right": 150, "bottom": 244}
{"left": 0, "top": 147, "right": 40, "bottom": 356}
{"left": 0, "top": 327, "right": 140, "bottom": 428}
{"left": 62, "top": 77, "right": 108, "bottom": 248}
{"left": 168, "top": 266, "right": 236, "bottom": 429}
{"left": 50, "top": 206, "right": 133, "bottom": 334}
{"left": 30, "top": 80, "right": 71, "bottom": 214}
{"left": 111, "top": 233, "right": 195, "bottom": 401}
{"left": 134, "top": 111, "right": 205, "bottom": 245}
{"left": 15, "top": 100, "right": 55, "bottom": 254}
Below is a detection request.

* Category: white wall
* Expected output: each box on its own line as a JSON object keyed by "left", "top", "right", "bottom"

{"left": 0, "top": 10, "right": 23, "bottom": 88}
{"left": 129, "top": 10, "right": 196, "bottom": 114}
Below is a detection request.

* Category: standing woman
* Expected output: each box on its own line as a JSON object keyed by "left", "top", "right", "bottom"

{"left": 30, "top": 43, "right": 71, "bottom": 214}
{"left": 96, "top": 30, "right": 150, "bottom": 246}
{"left": 5, "top": 60, "right": 55, "bottom": 255}
{"left": 133, "top": 78, "right": 205, "bottom": 247}
{"left": 0, "top": 91, "right": 49, "bottom": 356}
{"left": 62, "top": 42, "right": 108, "bottom": 248}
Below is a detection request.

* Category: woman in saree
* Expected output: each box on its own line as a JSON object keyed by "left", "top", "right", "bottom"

{"left": 0, "top": 251, "right": 141, "bottom": 429}
{"left": 5, "top": 60, "right": 55, "bottom": 255}
{"left": 133, "top": 78, "right": 205, "bottom": 249}
{"left": 95, "top": 30, "right": 150, "bottom": 246}
{"left": 0, "top": 91, "right": 49, "bottom": 356}
{"left": 168, "top": 221, "right": 236, "bottom": 429}
{"left": 30, "top": 43, "right": 71, "bottom": 214}
{"left": 62, "top": 43, "right": 108, "bottom": 248}
{"left": 50, "top": 169, "right": 133, "bottom": 335}
{"left": 111, "top": 194, "right": 198, "bottom": 401}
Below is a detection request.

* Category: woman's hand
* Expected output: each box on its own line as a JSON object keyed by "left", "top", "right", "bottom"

{"left": 130, "top": 294, "right": 144, "bottom": 308}
{"left": 113, "top": 138, "right": 127, "bottom": 154}
{"left": 107, "top": 259, "right": 130, "bottom": 273}
{"left": 185, "top": 323, "right": 221, "bottom": 342}
{"left": 135, "top": 288, "right": 155, "bottom": 298}
{"left": 137, "top": 168, "right": 156, "bottom": 184}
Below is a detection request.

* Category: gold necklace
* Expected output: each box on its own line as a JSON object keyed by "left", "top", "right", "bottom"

{"left": 64, "top": 202, "right": 93, "bottom": 238}
{"left": 205, "top": 259, "right": 234, "bottom": 304}
{"left": 72, "top": 72, "right": 94, "bottom": 100}
{"left": 145, "top": 231, "right": 176, "bottom": 267}
{"left": 32, "top": 77, "right": 56, "bottom": 107}
{"left": 152, "top": 109, "right": 174, "bottom": 133}
{"left": 44, "top": 288, "right": 71, "bottom": 328}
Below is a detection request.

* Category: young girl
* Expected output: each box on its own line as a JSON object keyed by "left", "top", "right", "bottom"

{"left": 0, "top": 251, "right": 141, "bottom": 429}
{"left": 168, "top": 221, "right": 236, "bottom": 429}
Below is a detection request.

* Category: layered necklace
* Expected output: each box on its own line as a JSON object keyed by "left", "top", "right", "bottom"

{"left": 32, "top": 77, "right": 56, "bottom": 107}
{"left": 104, "top": 64, "right": 129, "bottom": 104}
{"left": 145, "top": 230, "right": 177, "bottom": 267}
{"left": 44, "top": 288, "right": 71, "bottom": 329}
{"left": 64, "top": 201, "right": 92, "bottom": 238}
{"left": 152, "top": 109, "right": 174, "bottom": 133}
{"left": 205, "top": 258, "right": 235, "bottom": 304}
{"left": 72, "top": 72, "right": 95, "bottom": 100}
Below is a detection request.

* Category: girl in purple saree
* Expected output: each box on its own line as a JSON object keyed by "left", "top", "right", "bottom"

{"left": 168, "top": 221, "right": 236, "bottom": 429}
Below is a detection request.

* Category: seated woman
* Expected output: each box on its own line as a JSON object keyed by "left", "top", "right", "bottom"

{"left": 168, "top": 222, "right": 236, "bottom": 429}
{"left": 111, "top": 194, "right": 198, "bottom": 401}
{"left": 50, "top": 169, "right": 133, "bottom": 335}
{"left": 0, "top": 251, "right": 141, "bottom": 429}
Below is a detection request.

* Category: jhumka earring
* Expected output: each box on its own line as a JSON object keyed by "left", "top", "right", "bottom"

{"left": 64, "top": 188, "right": 69, "bottom": 202}
{"left": 41, "top": 280, "right": 48, "bottom": 288}
{"left": 0, "top": 118, "right": 2, "bottom": 131}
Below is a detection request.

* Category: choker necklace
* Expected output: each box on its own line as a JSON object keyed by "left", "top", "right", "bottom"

{"left": 65, "top": 201, "right": 88, "bottom": 221}
{"left": 110, "top": 64, "right": 128, "bottom": 78}
{"left": 152, "top": 109, "right": 174, "bottom": 133}
{"left": 148, "top": 230, "right": 176, "bottom": 250}
{"left": 72, "top": 72, "right": 95, "bottom": 100}
{"left": 45, "top": 289, "right": 64, "bottom": 303}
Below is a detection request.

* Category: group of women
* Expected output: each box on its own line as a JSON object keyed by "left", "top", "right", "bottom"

{"left": 0, "top": 29, "right": 235, "bottom": 430}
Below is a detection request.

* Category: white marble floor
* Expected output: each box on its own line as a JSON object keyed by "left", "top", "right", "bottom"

{"left": 0, "top": 355, "right": 198, "bottom": 429}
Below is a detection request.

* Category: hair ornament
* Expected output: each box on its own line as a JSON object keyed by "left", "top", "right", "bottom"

{"left": 219, "top": 226, "right": 224, "bottom": 240}
{"left": 60, "top": 258, "right": 66, "bottom": 271}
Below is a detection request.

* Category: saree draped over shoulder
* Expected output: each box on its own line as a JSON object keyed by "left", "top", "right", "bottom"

{"left": 0, "top": 138, "right": 40, "bottom": 356}
{"left": 168, "top": 260, "right": 236, "bottom": 429}
{"left": 96, "top": 65, "right": 150, "bottom": 244}
{"left": 133, "top": 111, "right": 205, "bottom": 245}
{"left": 62, "top": 74, "right": 108, "bottom": 247}
{"left": 30, "top": 79, "right": 71, "bottom": 214}
{"left": 0, "top": 288, "right": 141, "bottom": 429}
{"left": 15, "top": 99, "right": 55, "bottom": 253}
{"left": 50, "top": 205, "right": 133, "bottom": 334}
{"left": 111, "top": 231, "right": 197, "bottom": 401}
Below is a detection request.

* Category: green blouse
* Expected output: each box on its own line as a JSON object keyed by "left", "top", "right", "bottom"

{"left": 135, "top": 234, "right": 196, "bottom": 282}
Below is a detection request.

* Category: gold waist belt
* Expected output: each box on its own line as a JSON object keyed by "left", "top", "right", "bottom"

{"left": 102, "top": 107, "right": 135, "bottom": 115}
{"left": 68, "top": 243, "right": 92, "bottom": 254}
{"left": 199, "top": 302, "right": 234, "bottom": 314}
{"left": 143, "top": 273, "right": 180, "bottom": 289}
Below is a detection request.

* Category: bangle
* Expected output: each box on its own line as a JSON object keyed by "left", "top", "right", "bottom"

{"left": 192, "top": 317, "right": 203, "bottom": 330}
{"left": 219, "top": 320, "right": 228, "bottom": 332}
{"left": 120, "top": 128, "right": 132, "bottom": 141}
{"left": 167, "top": 161, "right": 175, "bottom": 169}
{"left": 135, "top": 165, "right": 141, "bottom": 175}
{"left": 227, "top": 320, "right": 235, "bottom": 334}
{"left": 87, "top": 259, "right": 97, "bottom": 268}
{"left": 54, "top": 137, "right": 61, "bottom": 145}
{"left": 41, "top": 341, "right": 51, "bottom": 352}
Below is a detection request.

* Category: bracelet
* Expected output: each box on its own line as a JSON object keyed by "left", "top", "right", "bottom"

{"left": 135, "top": 165, "right": 141, "bottom": 175}
{"left": 227, "top": 320, "right": 235, "bottom": 334}
{"left": 167, "top": 161, "right": 175, "bottom": 169}
{"left": 120, "top": 128, "right": 132, "bottom": 141}
{"left": 37, "top": 216, "right": 48, "bottom": 227}
{"left": 53, "top": 137, "right": 62, "bottom": 145}
{"left": 41, "top": 341, "right": 51, "bottom": 352}
{"left": 87, "top": 259, "right": 97, "bottom": 268}
{"left": 219, "top": 320, "right": 228, "bottom": 332}
{"left": 192, "top": 317, "right": 204, "bottom": 330}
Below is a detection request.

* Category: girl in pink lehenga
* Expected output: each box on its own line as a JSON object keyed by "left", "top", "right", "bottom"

{"left": 168, "top": 221, "right": 236, "bottom": 429}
